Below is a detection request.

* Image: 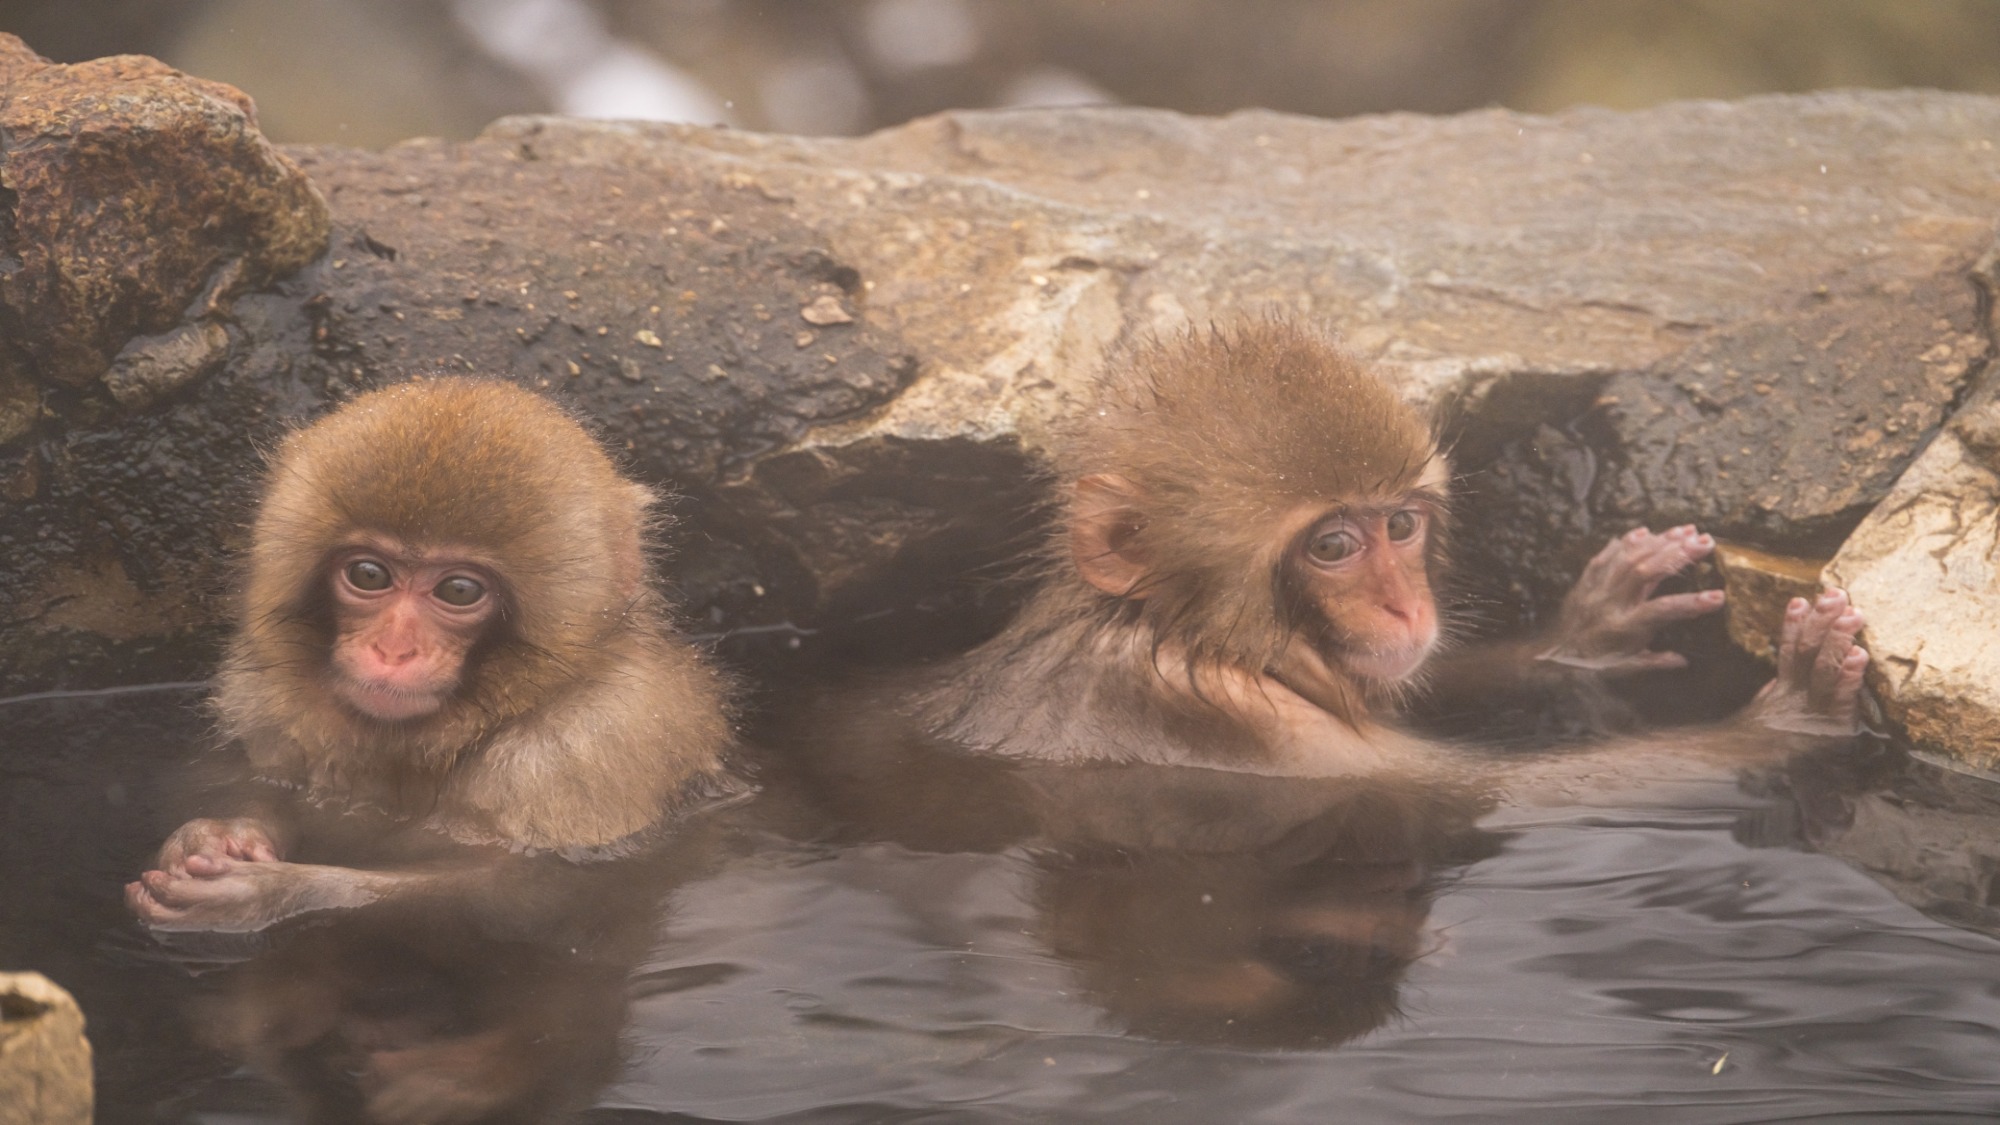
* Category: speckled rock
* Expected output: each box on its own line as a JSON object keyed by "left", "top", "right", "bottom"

{"left": 0, "top": 972, "right": 92, "bottom": 1125}
{"left": 1828, "top": 383, "right": 2000, "bottom": 770}
{"left": 0, "top": 34, "right": 328, "bottom": 425}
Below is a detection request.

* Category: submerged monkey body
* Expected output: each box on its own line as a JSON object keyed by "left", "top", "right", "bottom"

{"left": 911, "top": 590, "right": 1433, "bottom": 777}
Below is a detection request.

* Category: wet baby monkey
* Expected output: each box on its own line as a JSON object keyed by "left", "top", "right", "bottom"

{"left": 902, "top": 319, "right": 1868, "bottom": 790}
{"left": 127, "top": 378, "right": 738, "bottom": 933}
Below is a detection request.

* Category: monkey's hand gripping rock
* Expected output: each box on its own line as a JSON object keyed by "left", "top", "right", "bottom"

{"left": 1738, "top": 586, "right": 1870, "bottom": 738}
{"left": 1536, "top": 525, "right": 1727, "bottom": 674}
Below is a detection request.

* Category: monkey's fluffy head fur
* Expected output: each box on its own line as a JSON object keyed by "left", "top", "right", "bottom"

{"left": 1060, "top": 319, "right": 1443, "bottom": 665}
{"left": 242, "top": 377, "right": 655, "bottom": 708}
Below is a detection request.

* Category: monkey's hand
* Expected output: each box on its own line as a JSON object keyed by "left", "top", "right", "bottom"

{"left": 1536, "top": 525, "right": 1725, "bottom": 675}
{"left": 151, "top": 816, "right": 283, "bottom": 873}
{"left": 124, "top": 856, "right": 387, "bottom": 933}
{"left": 1739, "top": 587, "right": 1869, "bottom": 737}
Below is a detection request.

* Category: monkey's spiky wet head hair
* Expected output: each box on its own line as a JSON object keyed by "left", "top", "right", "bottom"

{"left": 1060, "top": 319, "right": 1443, "bottom": 667}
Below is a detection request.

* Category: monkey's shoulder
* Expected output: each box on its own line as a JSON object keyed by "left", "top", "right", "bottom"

{"left": 441, "top": 634, "right": 740, "bottom": 851}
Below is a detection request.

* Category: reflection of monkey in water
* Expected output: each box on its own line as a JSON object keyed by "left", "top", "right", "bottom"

{"left": 1032, "top": 770, "right": 1501, "bottom": 1047}
{"left": 189, "top": 815, "right": 726, "bottom": 1125}
{"left": 756, "top": 735, "right": 1499, "bottom": 1048}
{"left": 203, "top": 880, "right": 628, "bottom": 1124}
{"left": 124, "top": 379, "right": 742, "bottom": 1122}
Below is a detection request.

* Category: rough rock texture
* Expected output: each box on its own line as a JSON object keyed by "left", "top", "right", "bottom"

{"left": 4, "top": 35, "right": 2000, "bottom": 744}
{"left": 0, "top": 36, "right": 332, "bottom": 688}
{"left": 1828, "top": 380, "right": 2000, "bottom": 770}
{"left": 0, "top": 36, "right": 328, "bottom": 434}
{"left": 0, "top": 972, "right": 92, "bottom": 1125}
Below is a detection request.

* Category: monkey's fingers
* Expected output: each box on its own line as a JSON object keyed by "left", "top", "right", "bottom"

{"left": 124, "top": 880, "right": 172, "bottom": 923}
{"left": 1630, "top": 527, "right": 1715, "bottom": 599}
{"left": 137, "top": 868, "right": 199, "bottom": 906}
{"left": 1633, "top": 589, "right": 1726, "bottom": 628}
{"left": 183, "top": 853, "right": 235, "bottom": 877}
{"left": 1592, "top": 526, "right": 1708, "bottom": 600}
{"left": 1794, "top": 589, "right": 1850, "bottom": 677}
{"left": 1778, "top": 589, "right": 1847, "bottom": 684}
{"left": 155, "top": 841, "right": 196, "bottom": 872}
{"left": 1583, "top": 527, "right": 1662, "bottom": 590}
{"left": 221, "top": 838, "right": 279, "bottom": 863}
{"left": 1774, "top": 596, "right": 1811, "bottom": 686}
{"left": 126, "top": 895, "right": 189, "bottom": 928}
{"left": 1807, "top": 608, "right": 1865, "bottom": 715}
{"left": 1620, "top": 650, "right": 1690, "bottom": 673}
{"left": 1829, "top": 647, "right": 1870, "bottom": 724}
{"left": 142, "top": 862, "right": 254, "bottom": 906}
{"left": 1578, "top": 528, "right": 1648, "bottom": 583}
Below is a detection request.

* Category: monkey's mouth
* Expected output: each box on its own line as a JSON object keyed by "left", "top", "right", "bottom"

{"left": 333, "top": 676, "right": 452, "bottom": 722}
{"left": 1340, "top": 640, "right": 1434, "bottom": 684}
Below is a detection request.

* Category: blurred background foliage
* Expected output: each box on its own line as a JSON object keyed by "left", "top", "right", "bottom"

{"left": 5, "top": 0, "right": 2000, "bottom": 146}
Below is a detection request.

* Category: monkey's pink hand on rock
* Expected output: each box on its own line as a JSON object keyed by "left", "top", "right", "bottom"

{"left": 125, "top": 857, "right": 382, "bottom": 933}
{"left": 1741, "top": 587, "right": 1869, "bottom": 736}
{"left": 1537, "top": 525, "right": 1725, "bottom": 675}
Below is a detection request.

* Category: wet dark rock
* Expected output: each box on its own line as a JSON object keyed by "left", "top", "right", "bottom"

{"left": 3, "top": 37, "right": 1999, "bottom": 718}
{"left": 0, "top": 34, "right": 328, "bottom": 424}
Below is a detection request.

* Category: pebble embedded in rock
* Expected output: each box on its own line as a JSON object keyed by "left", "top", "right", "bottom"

{"left": 801, "top": 295, "right": 855, "bottom": 325}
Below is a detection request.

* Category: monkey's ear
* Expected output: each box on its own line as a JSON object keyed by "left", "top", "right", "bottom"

{"left": 1069, "top": 473, "right": 1151, "bottom": 598}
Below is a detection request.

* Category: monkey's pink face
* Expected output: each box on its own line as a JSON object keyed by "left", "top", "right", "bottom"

{"left": 326, "top": 546, "right": 500, "bottom": 721}
{"left": 1296, "top": 503, "right": 1439, "bottom": 684}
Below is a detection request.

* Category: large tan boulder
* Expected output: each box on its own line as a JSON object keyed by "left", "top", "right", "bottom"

{"left": 1829, "top": 383, "right": 2000, "bottom": 772}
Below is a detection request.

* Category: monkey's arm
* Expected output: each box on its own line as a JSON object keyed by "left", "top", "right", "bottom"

{"left": 126, "top": 853, "right": 395, "bottom": 932}
{"left": 1489, "top": 588, "right": 1869, "bottom": 804}
{"left": 124, "top": 846, "right": 623, "bottom": 935}
{"left": 1427, "top": 525, "right": 1725, "bottom": 700}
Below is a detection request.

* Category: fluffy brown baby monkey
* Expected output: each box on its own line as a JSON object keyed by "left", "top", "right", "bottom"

{"left": 906, "top": 319, "right": 1868, "bottom": 781}
{"left": 127, "top": 377, "right": 737, "bottom": 932}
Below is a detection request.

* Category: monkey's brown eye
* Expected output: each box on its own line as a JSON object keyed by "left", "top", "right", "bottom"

{"left": 433, "top": 576, "right": 487, "bottom": 607}
{"left": 1307, "top": 528, "right": 1361, "bottom": 565}
{"left": 1386, "top": 509, "right": 1421, "bottom": 542}
{"left": 344, "top": 560, "right": 392, "bottom": 591}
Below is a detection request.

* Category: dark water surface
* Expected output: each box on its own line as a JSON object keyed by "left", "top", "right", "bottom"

{"left": 7, "top": 687, "right": 2000, "bottom": 1124}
